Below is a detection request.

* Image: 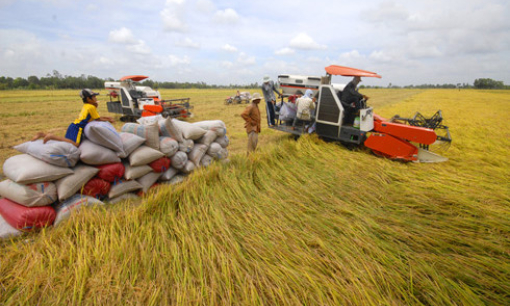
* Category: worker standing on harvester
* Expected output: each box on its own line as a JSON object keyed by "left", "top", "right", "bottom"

{"left": 340, "top": 76, "right": 369, "bottom": 125}
{"left": 241, "top": 93, "right": 262, "bottom": 153}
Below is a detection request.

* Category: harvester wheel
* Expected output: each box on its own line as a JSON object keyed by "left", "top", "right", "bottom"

{"left": 161, "top": 111, "right": 170, "bottom": 118}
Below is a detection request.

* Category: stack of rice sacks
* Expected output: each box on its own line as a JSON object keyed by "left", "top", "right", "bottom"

{"left": 0, "top": 116, "right": 229, "bottom": 239}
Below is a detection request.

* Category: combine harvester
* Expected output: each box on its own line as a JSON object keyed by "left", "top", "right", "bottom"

{"left": 105, "top": 75, "right": 193, "bottom": 122}
{"left": 271, "top": 65, "right": 452, "bottom": 163}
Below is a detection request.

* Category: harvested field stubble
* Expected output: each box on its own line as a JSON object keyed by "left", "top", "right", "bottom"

{"left": 0, "top": 88, "right": 509, "bottom": 305}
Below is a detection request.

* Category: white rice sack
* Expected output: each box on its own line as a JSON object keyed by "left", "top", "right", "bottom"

{"left": 179, "top": 139, "right": 194, "bottom": 153}
{"left": 128, "top": 146, "right": 165, "bottom": 167}
{"left": 172, "top": 119, "right": 207, "bottom": 140}
{"left": 197, "top": 130, "right": 217, "bottom": 147}
{"left": 159, "top": 137, "right": 179, "bottom": 157}
{"left": 218, "top": 148, "right": 229, "bottom": 160}
{"left": 107, "top": 193, "right": 141, "bottom": 205}
{"left": 79, "top": 140, "right": 121, "bottom": 165}
{"left": 207, "top": 142, "right": 222, "bottom": 159}
{"left": 0, "top": 180, "right": 57, "bottom": 207}
{"left": 14, "top": 139, "right": 81, "bottom": 168}
{"left": 160, "top": 167, "right": 179, "bottom": 181}
{"left": 215, "top": 135, "right": 230, "bottom": 148}
{"left": 181, "top": 160, "right": 196, "bottom": 174}
{"left": 84, "top": 121, "right": 124, "bottom": 155}
{"left": 159, "top": 117, "right": 184, "bottom": 142}
{"left": 188, "top": 144, "right": 208, "bottom": 166}
{"left": 118, "top": 132, "right": 145, "bottom": 158}
{"left": 137, "top": 172, "right": 162, "bottom": 193}
{"left": 171, "top": 151, "right": 188, "bottom": 169}
{"left": 121, "top": 122, "right": 160, "bottom": 150}
{"left": 168, "top": 175, "right": 185, "bottom": 185}
{"left": 124, "top": 163, "right": 153, "bottom": 180}
{"left": 53, "top": 194, "right": 104, "bottom": 226}
{"left": 3, "top": 154, "right": 74, "bottom": 185}
{"left": 55, "top": 164, "right": 99, "bottom": 201}
{"left": 0, "top": 214, "right": 23, "bottom": 240}
{"left": 137, "top": 114, "right": 163, "bottom": 125}
{"left": 191, "top": 120, "right": 227, "bottom": 137}
{"left": 108, "top": 180, "right": 143, "bottom": 199}
{"left": 200, "top": 155, "right": 214, "bottom": 167}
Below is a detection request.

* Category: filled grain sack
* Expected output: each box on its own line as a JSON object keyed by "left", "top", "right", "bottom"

{"left": 82, "top": 178, "right": 111, "bottom": 200}
{"left": 197, "top": 130, "right": 217, "bottom": 147}
{"left": 0, "top": 214, "right": 22, "bottom": 240}
{"left": 108, "top": 180, "right": 143, "bottom": 199}
{"left": 3, "top": 154, "right": 74, "bottom": 185}
{"left": 167, "top": 174, "right": 186, "bottom": 185}
{"left": 84, "top": 121, "right": 125, "bottom": 155}
{"left": 96, "top": 162, "right": 125, "bottom": 183}
{"left": 121, "top": 122, "right": 159, "bottom": 150}
{"left": 137, "top": 114, "right": 163, "bottom": 125}
{"left": 159, "top": 137, "right": 179, "bottom": 156}
{"left": 191, "top": 120, "right": 227, "bottom": 137}
{"left": 118, "top": 132, "right": 145, "bottom": 158}
{"left": 79, "top": 140, "right": 121, "bottom": 165}
{"left": 188, "top": 144, "right": 208, "bottom": 166}
{"left": 159, "top": 117, "right": 184, "bottom": 142}
{"left": 55, "top": 164, "right": 99, "bottom": 201}
{"left": 128, "top": 146, "right": 165, "bottom": 167}
{"left": 137, "top": 172, "right": 162, "bottom": 193}
{"left": 181, "top": 160, "right": 196, "bottom": 174}
{"left": 218, "top": 148, "right": 229, "bottom": 160}
{"left": 214, "top": 135, "right": 230, "bottom": 148}
{"left": 207, "top": 142, "right": 222, "bottom": 159}
{"left": 53, "top": 194, "right": 104, "bottom": 226}
{"left": 170, "top": 151, "right": 188, "bottom": 170}
{"left": 149, "top": 157, "right": 171, "bottom": 173}
{"left": 179, "top": 139, "right": 194, "bottom": 153}
{"left": 160, "top": 167, "right": 179, "bottom": 181}
{"left": 172, "top": 119, "right": 207, "bottom": 140}
{"left": 107, "top": 193, "right": 141, "bottom": 205}
{"left": 0, "top": 198, "right": 56, "bottom": 231}
{"left": 124, "top": 163, "right": 153, "bottom": 180}
{"left": 0, "top": 180, "right": 57, "bottom": 207}
{"left": 200, "top": 155, "right": 214, "bottom": 167}
{"left": 14, "top": 139, "right": 81, "bottom": 168}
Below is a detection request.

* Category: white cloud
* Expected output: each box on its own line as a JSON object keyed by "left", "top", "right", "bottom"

{"left": 167, "top": 54, "right": 191, "bottom": 66}
{"left": 161, "top": 8, "right": 187, "bottom": 32}
{"left": 214, "top": 8, "right": 239, "bottom": 24}
{"left": 127, "top": 41, "right": 151, "bottom": 54}
{"left": 237, "top": 52, "right": 256, "bottom": 65}
{"left": 221, "top": 61, "right": 234, "bottom": 69}
{"left": 176, "top": 37, "right": 200, "bottom": 49}
{"left": 196, "top": 0, "right": 215, "bottom": 13}
{"left": 222, "top": 44, "right": 238, "bottom": 52}
{"left": 289, "top": 33, "right": 327, "bottom": 50}
{"left": 275, "top": 48, "right": 295, "bottom": 56}
{"left": 108, "top": 27, "right": 137, "bottom": 44}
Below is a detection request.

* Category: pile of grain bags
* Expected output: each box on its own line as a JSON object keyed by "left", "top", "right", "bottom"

{"left": 0, "top": 117, "right": 229, "bottom": 239}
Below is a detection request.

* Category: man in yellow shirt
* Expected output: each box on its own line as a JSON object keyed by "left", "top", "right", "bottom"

{"left": 32, "top": 88, "right": 114, "bottom": 146}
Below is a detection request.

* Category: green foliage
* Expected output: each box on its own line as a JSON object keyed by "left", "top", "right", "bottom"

{"left": 473, "top": 78, "right": 505, "bottom": 89}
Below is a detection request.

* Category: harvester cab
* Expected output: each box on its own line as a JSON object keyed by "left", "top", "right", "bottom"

{"left": 271, "top": 65, "right": 452, "bottom": 163}
{"left": 105, "top": 75, "right": 193, "bottom": 122}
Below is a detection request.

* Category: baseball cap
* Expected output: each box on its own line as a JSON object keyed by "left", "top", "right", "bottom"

{"left": 80, "top": 88, "right": 100, "bottom": 99}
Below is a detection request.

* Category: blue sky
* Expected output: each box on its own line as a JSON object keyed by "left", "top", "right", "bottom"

{"left": 0, "top": 0, "right": 509, "bottom": 86}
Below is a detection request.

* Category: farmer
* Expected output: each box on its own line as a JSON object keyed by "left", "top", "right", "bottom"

{"left": 292, "top": 89, "right": 316, "bottom": 131}
{"left": 340, "top": 76, "right": 369, "bottom": 125}
{"left": 261, "top": 75, "right": 281, "bottom": 127}
{"left": 32, "top": 88, "right": 115, "bottom": 147}
{"left": 241, "top": 93, "right": 262, "bottom": 153}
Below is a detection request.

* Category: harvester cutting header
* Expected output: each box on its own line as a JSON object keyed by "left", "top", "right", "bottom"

{"left": 272, "top": 65, "right": 452, "bottom": 163}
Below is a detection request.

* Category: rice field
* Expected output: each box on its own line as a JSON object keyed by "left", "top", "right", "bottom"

{"left": 0, "top": 88, "right": 509, "bottom": 305}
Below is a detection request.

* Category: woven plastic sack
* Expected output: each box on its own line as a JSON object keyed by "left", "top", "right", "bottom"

{"left": 55, "top": 164, "right": 99, "bottom": 201}
{"left": 128, "top": 146, "right": 165, "bottom": 167}
{"left": 207, "top": 142, "right": 222, "bottom": 159}
{"left": 171, "top": 151, "right": 188, "bottom": 169}
{"left": 0, "top": 179, "right": 57, "bottom": 207}
{"left": 200, "top": 155, "right": 214, "bottom": 167}
{"left": 159, "top": 137, "right": 179, "bottom": 156}
{"left": 14, "top": 139, "right": 81, "bottom": 168}
{"left": 124, "top": 163, "right": 153, "bottom": 180}
{"left": 118, "top": 132, "right": 145, "bottom": 158}
{"left": 191, "top": 120, "right": 227, "bottom": 137}
{"left": 81, "top": 178, "right": 111, "bottom": 200}
{"left": 188, "top": 144, "right": 208, "bottom": 166}
{"left": 172, "top": 119, "right": 207, "bottom": 140}
{"left": 84, "top": 121, "right": 124, "bottom": 155}
{"left": 181, "top": 160, "right": 196, "bottom": 174}
{"left": 96, "top": 162, "right": 125, "bottom": 183}
{"left": 137, "top": 114, "right": 163, "bottom": 125}
{"left": 0, "top": 198, "right": 56, "bottom": 231}
{"left": 53, "top": 194, "right": 104, "bottom": 226}
{"left": 121, "top": 122, "right": 159, "bottom": 150}
{"left": 137, "top": 172, "right": 162, "bottom": 193}
{"left": 197, "top": 130, "right": 217, "bottom": 147}
{"left": 214, "top": 135, "right": 229, "bottom": 148}
{"left": 3, "top": 154, "right": 74, "bottom": 184}
{"left": 160, "top": 167, "right": 179, "bottom": 181}
{"left": 107, "top": 193, "right": 141, "bottom": 205}
{"left": 149, "top": 157, "right": 171, "bottom": 173}
{"left": 79, "top": 140, "right": 121, "bottom": 165}
{"left": 108, "top": 180, "right": 143, "bottom": 199}
{"left": 159, "top": 117, "right": 184, "bottom": 142}
{"left": 178, "top": 139, "right": 194, "bottom": 153}
{"left": 0, "top": 214, "right": 22, "bottom": 240}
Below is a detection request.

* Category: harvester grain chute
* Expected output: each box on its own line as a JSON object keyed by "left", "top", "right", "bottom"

{"left": 271, "top": 65, "right": 452, "bottom": 163}
{"left": 105, "top": 75, "right": 193, "bottom": 122}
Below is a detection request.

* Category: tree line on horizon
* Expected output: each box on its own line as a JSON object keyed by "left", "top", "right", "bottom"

{"left": 0, "top": 70, "right": 507, "bottom": 90}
